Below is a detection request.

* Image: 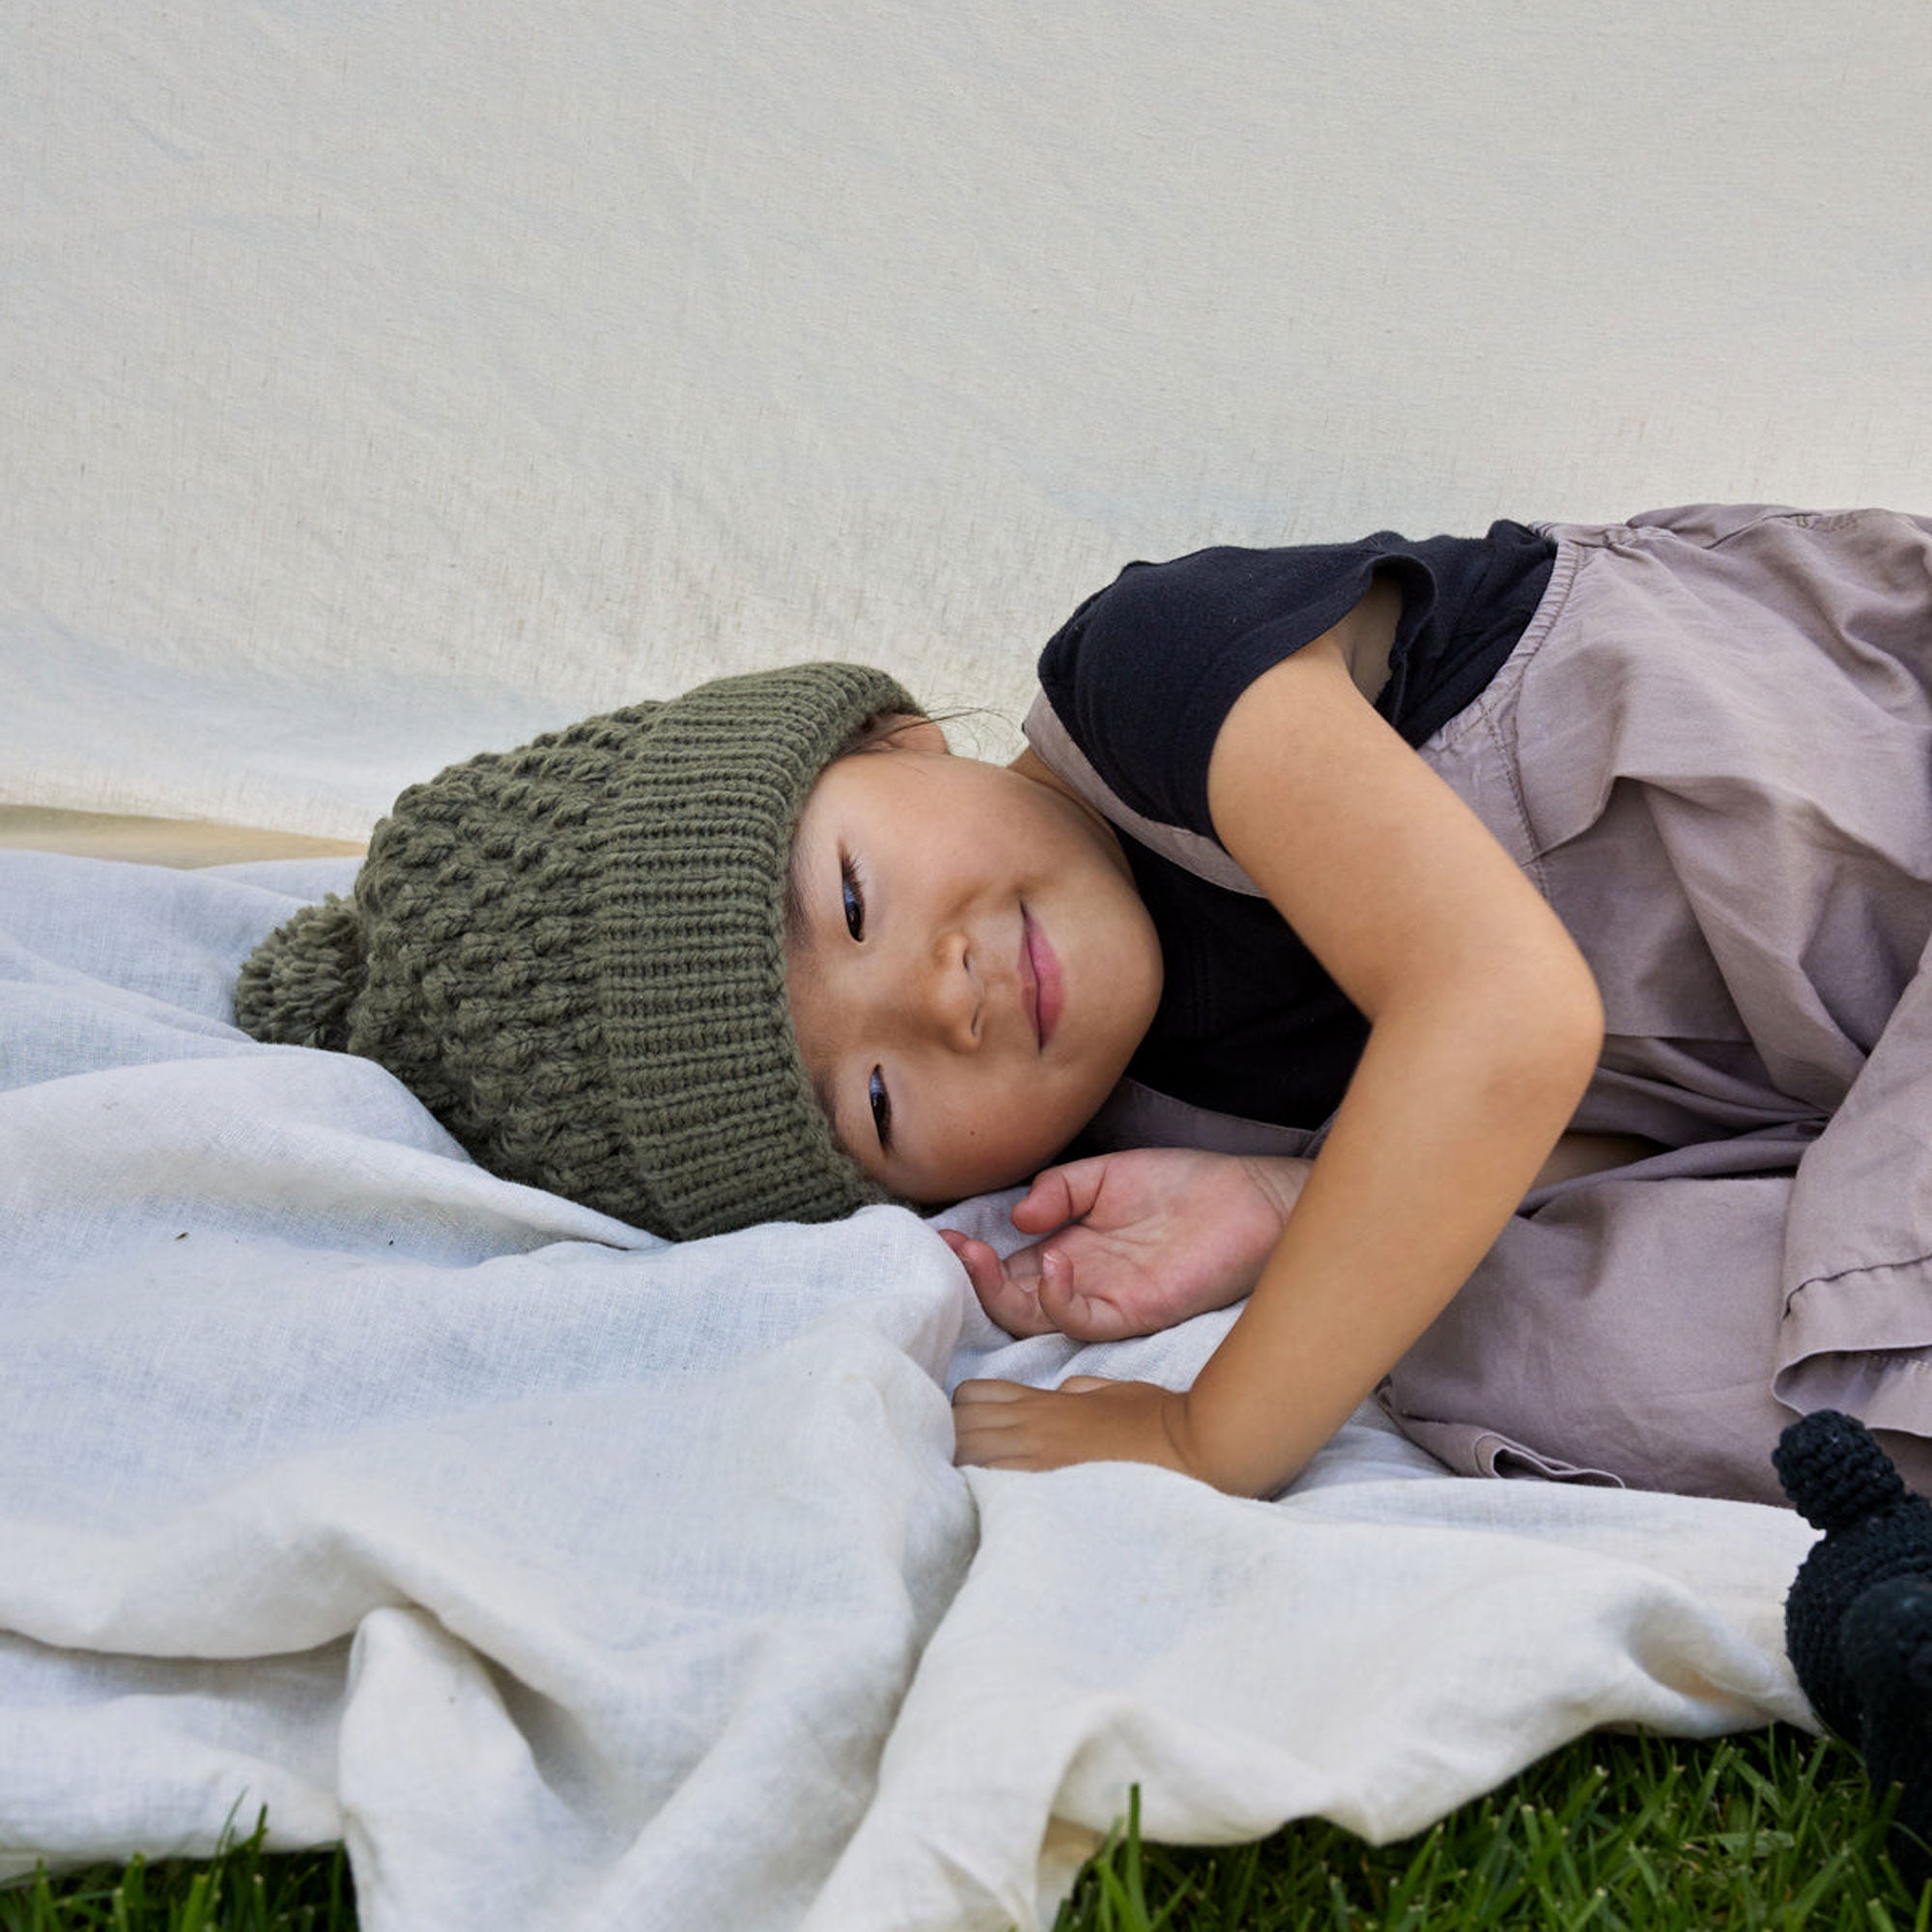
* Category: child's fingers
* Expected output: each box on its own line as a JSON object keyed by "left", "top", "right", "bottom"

{"left": 1009, "top": 1170, "right": 1076, "bottom": 1234}
{"left": 946, "top": 1235, "right": 1009, "bottom": 1304}
{"left": 951, "top": 1236, "right": 1063, "bottom": 1338}
{"left": 936, "top": 1229, "right": 998, "bottom": 1297}
{"left": 1033, "top": 1244, "right": 1136, "bottom": 1343}
{"left": 952, "top": 1377, "right": 1188, "bottom": 1474}
{"left": 1010, "top": 1155, "right": 1115, "bottom": 1235}
{"left": 951, "top": 1378, "right": 1052, "bottom": 1463}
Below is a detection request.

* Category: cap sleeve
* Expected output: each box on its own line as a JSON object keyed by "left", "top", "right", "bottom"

{"left": 1034, "top": 536, "right": 1429, "bottom": 838}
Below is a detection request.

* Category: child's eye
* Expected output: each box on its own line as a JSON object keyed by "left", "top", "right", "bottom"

{"left": 840, "top": 853, "right": 867, "bottom": 941}
{"left": 867, "top": 1066, "right": 893, "bottom": 1150}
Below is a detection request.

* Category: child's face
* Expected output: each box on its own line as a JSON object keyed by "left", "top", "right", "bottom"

{"left": 784, "top": 722, "right": 1163, "bottom": 1203}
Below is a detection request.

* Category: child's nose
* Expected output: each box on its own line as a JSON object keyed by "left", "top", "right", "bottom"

{"left": 923, "top": 929, "right": 979, "bottom": 1050}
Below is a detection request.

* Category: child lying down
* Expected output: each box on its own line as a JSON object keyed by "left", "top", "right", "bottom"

{"left": 234, "top": 502, "right": 1932, "bottom": 1867}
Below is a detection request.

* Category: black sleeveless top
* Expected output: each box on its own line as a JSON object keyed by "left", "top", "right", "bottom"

{"left": 1035, "top": 522, "right": 1556, "bottom": 1128}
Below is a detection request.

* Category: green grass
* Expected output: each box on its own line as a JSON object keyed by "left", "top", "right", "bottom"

{"left": 1053, "top": 1728, "right": 1927, "bottom": 1932}
{"left": 0, "top": 1817, "right": 350, "bottom": 1932}
{"left": 3, "top": 1728, "right": 1920, "bottom": 1930}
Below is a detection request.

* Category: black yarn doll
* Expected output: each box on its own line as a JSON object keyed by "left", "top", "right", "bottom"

{"left": 1775, "top": 1409, "right": 1932, "bottom": 1887}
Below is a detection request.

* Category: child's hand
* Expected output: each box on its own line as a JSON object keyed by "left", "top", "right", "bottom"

{"left": 939, "top": 1149, "right": 1310, "bottom": 1341}
{"left": 952, "top": 1376, "right": 1207, "bottom": 1481}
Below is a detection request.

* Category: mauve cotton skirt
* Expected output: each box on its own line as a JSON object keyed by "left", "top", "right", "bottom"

{"left": 1385, "top": 503, "right": 1932, "bottom": 1504}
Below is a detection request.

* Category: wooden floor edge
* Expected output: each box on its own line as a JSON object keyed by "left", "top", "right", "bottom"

{"left": 0, "top": 805, "right": 367, "bottom": 869}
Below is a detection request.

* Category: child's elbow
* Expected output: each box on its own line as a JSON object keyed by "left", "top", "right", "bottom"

{"left": 1511, "top": 944, "right": 1605, "bottom": 1105}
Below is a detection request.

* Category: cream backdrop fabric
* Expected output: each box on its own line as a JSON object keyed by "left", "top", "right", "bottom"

{"left": 4, "top": 2, "right": 1928, "bottom": 838}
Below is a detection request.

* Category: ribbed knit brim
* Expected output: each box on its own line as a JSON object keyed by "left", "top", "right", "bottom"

{"left": 235, "top": 663, "right": 920, "bottom": 1238}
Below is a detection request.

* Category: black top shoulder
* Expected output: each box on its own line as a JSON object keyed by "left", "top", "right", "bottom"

{"left": 1034, "top": 522, "right": 1556, "bottom": 1130}
{"left": 1037, "top": 521, "right": 1554, "bottom": 839}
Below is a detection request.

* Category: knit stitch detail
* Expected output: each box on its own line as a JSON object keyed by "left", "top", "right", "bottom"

{"left": 234, "top": 664, "right": 918, "bottom": 1238}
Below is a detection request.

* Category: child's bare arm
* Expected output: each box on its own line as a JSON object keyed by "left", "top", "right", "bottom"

{"left": 953, "top": 628, "right": 1604, "bottom": 1495}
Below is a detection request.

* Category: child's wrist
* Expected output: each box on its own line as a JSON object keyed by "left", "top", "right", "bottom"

{"left": 1236, "top": 1155, "right": 1312, "bottom": 1244}
{"left": 1162, "top": 1385, "right": 1286, "bottom": 1498}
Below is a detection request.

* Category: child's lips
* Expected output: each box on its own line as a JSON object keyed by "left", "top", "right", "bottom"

{"left": 1021, "top": 908, "right": 1063, "bottom": 1050}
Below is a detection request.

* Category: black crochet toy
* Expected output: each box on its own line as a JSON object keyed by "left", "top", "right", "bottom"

{"left": 1775, "top": 1408, "right": 1932, "bottom": 1888}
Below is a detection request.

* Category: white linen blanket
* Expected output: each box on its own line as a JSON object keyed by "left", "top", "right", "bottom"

{"left": 0, "top": 850, "right": 1817, "bottom": 1930}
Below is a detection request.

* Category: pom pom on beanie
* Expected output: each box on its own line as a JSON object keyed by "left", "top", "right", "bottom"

{"left": 234, "top": 896, "right": 365, "bottom": 1050}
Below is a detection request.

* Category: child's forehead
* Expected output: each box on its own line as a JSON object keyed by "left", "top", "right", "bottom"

{"left": 786, "top": 742, "right": 1042, "bottom": 898}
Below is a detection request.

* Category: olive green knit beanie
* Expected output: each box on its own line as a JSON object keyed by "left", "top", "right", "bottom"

{"left": 233, "top": 662, "right": 921, "bottom": 1239}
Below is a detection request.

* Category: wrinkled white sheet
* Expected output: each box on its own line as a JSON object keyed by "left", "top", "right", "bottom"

{"left": 0, "top": 852, "right": 1817, "bottom": 1929}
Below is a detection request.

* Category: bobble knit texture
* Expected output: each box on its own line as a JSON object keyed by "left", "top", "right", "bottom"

{"left": 235, "top": 663, "right": 919, "bottom": 1240}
